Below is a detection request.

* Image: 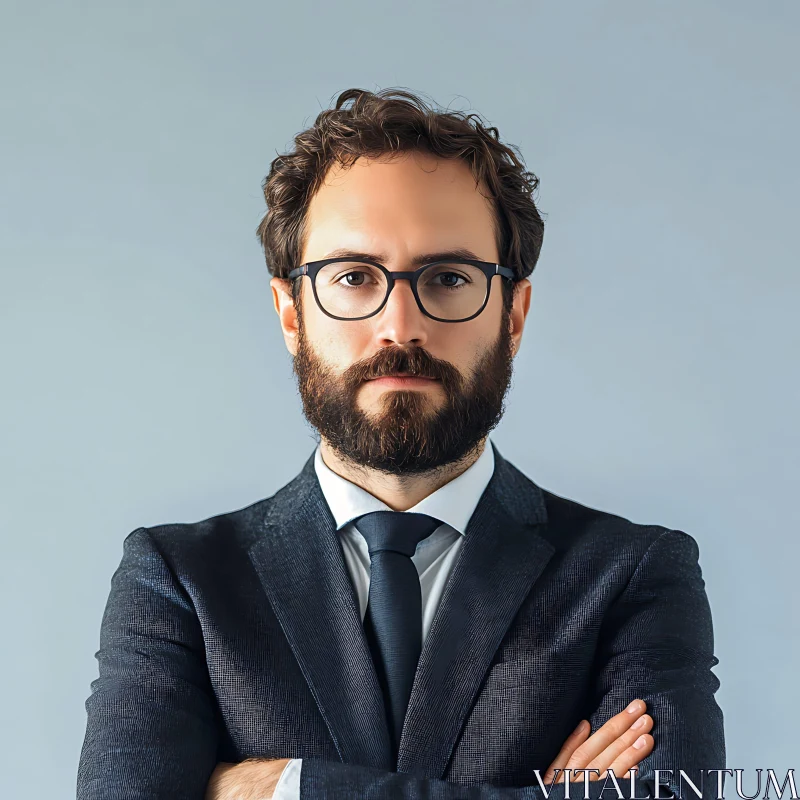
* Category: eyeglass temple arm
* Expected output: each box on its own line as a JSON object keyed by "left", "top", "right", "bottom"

{"left": 495, "top": 265, "right": 516, "bottom": 279}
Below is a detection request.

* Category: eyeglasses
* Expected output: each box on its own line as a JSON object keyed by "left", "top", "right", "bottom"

{"left": 288, "top": 257, "right": 515, "bottom": 323}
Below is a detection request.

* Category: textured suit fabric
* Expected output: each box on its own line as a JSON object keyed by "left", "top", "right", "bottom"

{"left": 77, "top": 443, "right": 725, "bottom": 799}
{"left": 273, "top": 441, "right": 496, "bottom": 798}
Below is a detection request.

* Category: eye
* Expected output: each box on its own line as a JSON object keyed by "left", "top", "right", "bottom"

{"left": 336, "top": 270, "right": 369, "bottom": 286}
{"left": 320, "top": 261, "right": 384, "bottom": 289}
{"left": 433, "top": 271, "right": 467, "bottom": 288}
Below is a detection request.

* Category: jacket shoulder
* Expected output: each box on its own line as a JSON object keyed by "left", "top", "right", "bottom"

{"left": 127, "top": 453, "right": 317, "bottom": 559}
{"left": 502, "top": 456, "right": 696, "bottom": 561}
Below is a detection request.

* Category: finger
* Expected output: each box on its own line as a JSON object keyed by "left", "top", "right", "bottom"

{"left": 603, "top": 734, "right": 655, "bottom": 781}
{"left": 543, "top": 721, "right": 590, "bottom": 783}
{"left": 564, "top": 700, "right": 647, "bottom": 777}
{"left": 586, "top": 714, "right": 653, "bottom": 777}
{"left": 542, "top": 720, "right": 591, "bottom": 783}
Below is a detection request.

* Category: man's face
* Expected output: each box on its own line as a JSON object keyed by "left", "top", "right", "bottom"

{"left": 271, "top": 150, "right": 531, "bottom": 474}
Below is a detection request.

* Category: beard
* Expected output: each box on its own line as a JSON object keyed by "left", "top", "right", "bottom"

{"left": 292, "top": 309, "right": 515, "bottom": 476}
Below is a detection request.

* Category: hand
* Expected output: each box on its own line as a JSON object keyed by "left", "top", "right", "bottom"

{"left": 205, "top": 757, "right": 292, "bottom": 800}
{"left": 542, "top": 699, "right": 654, "bottom": 784}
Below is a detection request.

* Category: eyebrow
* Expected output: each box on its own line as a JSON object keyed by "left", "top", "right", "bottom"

{"left": 316, "top": 247, "right": 491, "bottom": 267}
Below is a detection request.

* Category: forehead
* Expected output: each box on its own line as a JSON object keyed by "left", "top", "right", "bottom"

{"left": 301, "top": 151, "right": 498, "bottom": 263}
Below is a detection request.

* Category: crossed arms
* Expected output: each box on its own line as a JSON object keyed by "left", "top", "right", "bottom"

{"left": 77, "top": 528, "right": 724, "bottom": 799}
{"left": 206, "top": 701, "right": 656, "bottom": 799}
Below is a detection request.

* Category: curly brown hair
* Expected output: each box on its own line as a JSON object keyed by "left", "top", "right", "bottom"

{"left": 256, "top": 87, "right": 546, "bottom": 311}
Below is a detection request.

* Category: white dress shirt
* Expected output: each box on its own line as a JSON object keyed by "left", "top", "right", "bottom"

{"left": 272, "top": 439, "right": 496, "bottom": 799}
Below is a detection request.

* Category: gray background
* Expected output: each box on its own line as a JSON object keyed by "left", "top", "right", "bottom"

{"left": 1, "top": 1, "right": 797, "bottom": 796}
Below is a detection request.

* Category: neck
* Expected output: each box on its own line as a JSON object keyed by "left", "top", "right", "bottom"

{"left": 318, "top": 438, "right": 488, "bottom": 511}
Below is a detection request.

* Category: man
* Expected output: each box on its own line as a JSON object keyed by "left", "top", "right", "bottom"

{"left": 77, "top": 88, "right": 725, "bottom": 800}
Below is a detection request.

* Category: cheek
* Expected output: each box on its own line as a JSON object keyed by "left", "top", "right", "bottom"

{"left": 434, "top": 319, "right": 498, "bottom": 372}
{"left": 303, "top": 311, "right": 373, "bottom": 367}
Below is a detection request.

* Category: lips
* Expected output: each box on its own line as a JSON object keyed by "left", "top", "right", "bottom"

{"left": 367, "top": 373, "right": 438, "bottom": 381}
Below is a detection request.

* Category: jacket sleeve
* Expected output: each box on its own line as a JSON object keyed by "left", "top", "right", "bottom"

{"left": 77, "top": 527, "right": 220, "bottom": 800}
{"left": 299, "top": 760, "right": 660, "bottom": 799}
{"left": 295, "top": 530, "right": 726, "bottom": 800}
{"left": 585, "top": 528, "right": 726, "bottom": 799}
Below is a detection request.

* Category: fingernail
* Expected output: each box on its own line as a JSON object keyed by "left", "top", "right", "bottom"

{"left": 573, "top": 720, "right": 587, "bottom": 735}
{"left": 632, "top": 715, "right": 646, "bottom": 730}
{"left": 633, "top": 735, "right": 647, "bottom": 749}
{"left": 627, "top": 700, "right": 643, "bottom": 713}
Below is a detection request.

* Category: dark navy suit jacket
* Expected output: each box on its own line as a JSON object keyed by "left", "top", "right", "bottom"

{"left": 77, "top": 443, "right": 725, "bottom": 799}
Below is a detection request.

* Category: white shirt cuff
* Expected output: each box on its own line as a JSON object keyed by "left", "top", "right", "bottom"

{"left": 271, "top": 757, "right": 302, "bottom": 800}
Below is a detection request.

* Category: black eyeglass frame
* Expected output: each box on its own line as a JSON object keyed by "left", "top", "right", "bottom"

{"left": 287, "top": 257, "right": 516, "bottom": 323}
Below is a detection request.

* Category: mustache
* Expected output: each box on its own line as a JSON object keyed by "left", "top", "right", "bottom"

{"left": 342, "top": 346, "right": 464, "bottom": 391}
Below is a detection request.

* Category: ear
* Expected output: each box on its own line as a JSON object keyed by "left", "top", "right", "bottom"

{"left": 509, "top": 278, "right": 532, "bottom": 355}
{"left": 271, "top": 277, "right": 300, "bottom": 356}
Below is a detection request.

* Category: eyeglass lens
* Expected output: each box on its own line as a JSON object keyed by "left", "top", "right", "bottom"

{"left": 314, "top": 261, "right": 490, "bottom": 320}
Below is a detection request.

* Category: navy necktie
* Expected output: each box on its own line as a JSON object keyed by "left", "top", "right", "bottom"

{"left": 352, "top": 510, "right": 442, "bottom": 757}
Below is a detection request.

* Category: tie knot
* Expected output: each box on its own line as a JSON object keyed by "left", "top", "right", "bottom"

{"left": 353, "top": 511, "right": 442, "bottom": 557}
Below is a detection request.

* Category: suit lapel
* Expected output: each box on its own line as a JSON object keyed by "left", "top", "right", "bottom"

{"left": 247, "top": 453, "right": 393, "bottom": 770}
{"left": 246, "top": 445, "right": 554, "bottom": 777}
{"left": 397, "top": 444, "right": 555, "bottom": 778}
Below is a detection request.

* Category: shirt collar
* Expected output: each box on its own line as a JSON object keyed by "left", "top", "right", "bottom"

{"left": 314, "top": 439, "right": 496, "bottom": 536}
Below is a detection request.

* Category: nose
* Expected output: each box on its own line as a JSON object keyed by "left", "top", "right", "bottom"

{"left": 372, "top": 275, "right": 429, "bottom": 347}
